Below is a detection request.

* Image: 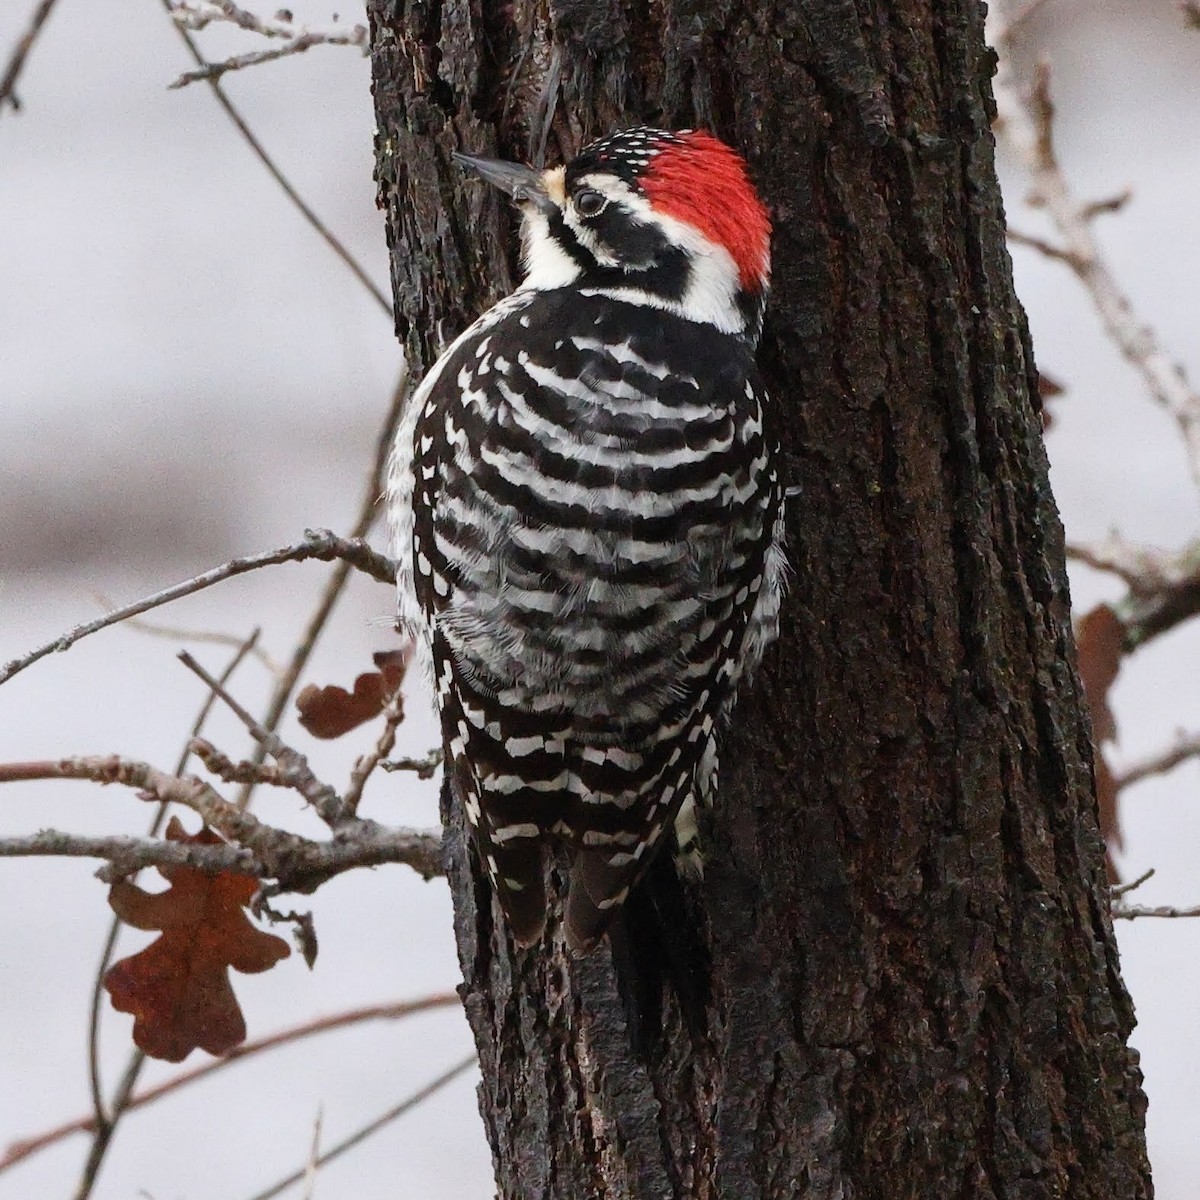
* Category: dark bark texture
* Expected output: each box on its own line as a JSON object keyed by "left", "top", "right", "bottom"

{"left": 367, "top": 2, "right": 1153, "bottom": 1196}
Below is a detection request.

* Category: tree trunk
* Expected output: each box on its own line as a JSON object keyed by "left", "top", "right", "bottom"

{"left": 367, "top": 2, "right": 1153, "bottom": 1196}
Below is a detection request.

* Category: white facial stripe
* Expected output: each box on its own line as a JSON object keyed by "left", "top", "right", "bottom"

{"left": 517, "top": 169, "right": 750, "bottom": 333}
{"left": 518, "top": 208, "right": 581, "bottom": 291}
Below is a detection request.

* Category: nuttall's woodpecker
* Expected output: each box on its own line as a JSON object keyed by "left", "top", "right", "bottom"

{"left": 388, "top": 127, "right": 786, "bottom": 952}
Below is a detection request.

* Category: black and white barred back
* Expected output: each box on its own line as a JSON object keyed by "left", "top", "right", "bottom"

{"left": 389, "top": 128, "right": 786, "bottom": 951}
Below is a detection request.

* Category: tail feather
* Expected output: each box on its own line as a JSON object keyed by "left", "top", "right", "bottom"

{"left": 489, "top": 838, "right": 550, "bottom": 947}
{"left": 565, "top": 848, "right": 643, "bottom": 954}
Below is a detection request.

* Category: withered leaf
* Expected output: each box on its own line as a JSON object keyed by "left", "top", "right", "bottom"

{"left": 1076, "top": 603, "right": 1125, "bottom": 866}
{"left": 296, "top": 647, "right": 410, "bottom": 739}
{"left": 1038, "top": 370, "right": 1066, "bottom": 431}
{"left": 104, "top": 818, "right": 290, "bottom": 1062}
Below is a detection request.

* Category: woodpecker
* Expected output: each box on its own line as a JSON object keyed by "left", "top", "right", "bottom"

{"left": 388, "top": 127, "right": 786, "bottom": 952}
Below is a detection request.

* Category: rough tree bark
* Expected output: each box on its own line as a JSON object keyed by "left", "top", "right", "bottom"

{"left": 367, "top": 2, "right": 1153, "bottom": 1196}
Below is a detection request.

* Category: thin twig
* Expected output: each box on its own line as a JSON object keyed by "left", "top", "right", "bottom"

{"left": 1063, "top": 536, "right": 1171, "bottom": 591}
{"left": 380, "top": 748, "right": 444, "bottom": 780}
{"left": 1113, "top": 903, "right": 1200, "bottom": 919}
{"left": 95, "top": 598, "right": 284, "bottom": 676}
{"left": 234, "top": 366, "right": 411, "bottom": 812}
{"left": 1110, "top": 867, "right": 1155, "bottom": 899}
{"left": 1, "top": 994, "right": 459, "bottom": 1173}
{"left": 342, "top": 687, "right": 406, "bottom": 817}
{"left": 990, "top": 9, "right": 1200, "bottom": 489}
{"left": 243, "top": 1055, "right": 478, "bottom": 1200}
{"left": 1004, "top": 0, "right": 1055, "bottom": 36}
{"left": 191, "top": 739, "right": 291, "bottom": 786}
{"left": 0, "top": 755, "right": 443, "bottom": 882}
{"left": 0, "top": 0, "right": 60, "bottom": 113}
{"left": 301, "top": 1105, "right": 324, "bottom": 1200}
{"left": 1006, "top": 227, "right": 1075, "bottom": 264}
{"left": 1115, "top": 733, "right": 1200, "bottom": 791}
{"left": 158, "top": 0, "right": 392, "bottom": 318}
{"left": 1118, "top": 544, "right": 1200, "bottom": 649}
{"left": 178, "top": 653, "right": 345, "bottom": 825}
{"left": 168, "top": 1, "right": 367, "bottom": 89}
{"left": 0, "top": 529, "right": 394, "bottom": 689}
{"left": 84, "top": 631, "right": 261, "bottom": 1148}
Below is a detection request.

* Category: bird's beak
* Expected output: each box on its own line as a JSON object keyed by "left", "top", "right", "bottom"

{"left": 453, "top": 152, "right": 555, "bottom": 213}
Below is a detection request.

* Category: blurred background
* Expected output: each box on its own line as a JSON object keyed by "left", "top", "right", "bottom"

{"left": 1, "top": 1, "right": 1197, "bottom": 1196}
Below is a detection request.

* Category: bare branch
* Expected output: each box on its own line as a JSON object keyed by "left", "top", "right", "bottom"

{"left": 82, "top": 631, "right": 261, "bottom": 1179}
{"left": 178, "top": 652, "right": 344, "bottom": 825}
{"left": 990, "top": 11, "right": 1200, "bottom": 489}
{"left": 381, "top": 748, "right": 445, "bottom": 780}
{"left": 0, "top": 530, "right": 394, "bottom": 690}
{"left": 301, "top": 1104, "right": 323, "bottom": 1200}
{"left": 95, "top": 598, "right": 284, "bottom": 677}
{"left": 1110, "top": 867, "right": 1155, "bottom": 899}
{"left": 1064, "top": 536, "right": 1200, "bottom": 649}
{"left": 157, "top": 0, "right": 392, "bottom": 318}
{"left": 1005, "top": 227, "right": 1075, "bottom": 264}
{"left": 1113, "top": 903, "right": 1200, "bottom": 920}
{"left": 1004, "top": 0, "right": 1055, "bottom": 37}
{"left": 1080, "top": 189, "right": 1133, "bottom": 221}
{"left": 0, "top": 993, "right": 459, "bottom": 1173}
{"left": 190, "top": 738, "right": 291, "bottom": 787}
{"left": 168, "top": 2, "right": 368, "bottom": 89}
{"left": 0, "top": 754, "right": 443, "bottom": 884}
{"left": 244, "top": 1055, "right": 478, "bottom": 1200}
{"left": 1118, "top": 543, "right": 1200, "bottom": 649}
{"left": 0, "top": 0, "right": 59, "bottom": 114}
{"left": 0, "top": 829, "right": 257, "bottom": 877}
{"left": 1064, "top": 535, "right": 1174, "bottom": 592}
{"left": 1115, "top": 733, "right": 1200, "bottom": 792}
{"left": 342, "top": 686, "right": 407, "bottom": 818}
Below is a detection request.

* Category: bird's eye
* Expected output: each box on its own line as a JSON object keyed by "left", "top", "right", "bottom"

{"left": 573, "top": 189, "right": 607, "bottom": 217}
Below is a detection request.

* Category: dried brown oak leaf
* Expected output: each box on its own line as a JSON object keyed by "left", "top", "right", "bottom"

{"left": 296, "top": 647, "right": 410, "bottom": 739}
{"left": 103, "top": 818, "right": 290, "bottom": 1062}
{"left": 1076, "top": 603, "right": 1125, "bottom": 878}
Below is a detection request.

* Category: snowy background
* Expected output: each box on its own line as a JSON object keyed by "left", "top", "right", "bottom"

{"left": 1, "top": 0, "right": 1197, "bottom": 1196}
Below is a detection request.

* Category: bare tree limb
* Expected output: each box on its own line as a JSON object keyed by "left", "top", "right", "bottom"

{"left": 0, "top": 0, "right": 59, "bottom": 113}
{"left": 1115, "top": 732, "right": 1200, "bottom": 792}
{"left": 1006, "top": 226, "right": 1075, "bottom": 264}
{"left": 168, "top": 1, "right": 368, "bottom": 89}
{"left": 343, "top": 686, "right": 406, "bottom": 817}
{"left": 243, "top": 1055, "right": 478, "bottom": 1200}
{"left": 0, "top": 530, "right": 394, "bottom": 689}
{"left": 1064, "top": 535, "right": 1200, "bottom": 649}
{"left": 94, "top": 598, "right": 284, "bottom": 677}
{"left": 301, "top": 1105, "right": 323, "bottom": 1200}
{"left": 1064, "top": 536, "right": 1172, "bottom": 591}
{"left": 0, "top": 755, "right": 443, "bottom": 883}
{"left": 82, "top": 631, "right": 262, "bottom": 1185}
{"left": 178, "top": 652, "right": 345, "bottom": 825}
{"left": 157, "top": 0, "right": 392, "bottom": 318}
{"left": 1110, "top": 867, "right": 1155, "bottom": 899}
{"left": 990, "top": 9, "right": 1200, "bottom": 490}
{"left": 1117, "top": 545, "right": 1200, "bottom": 649}
{"left": 1113, "top": 903, "right": 1200, "bottom": 920}
{"left": 381, "top": 748, "right": 444, "bottom": 780}
{"left": 190, "top": 738, "right": 291, "bottom": 786}
{"left": 0, "top": 993, "right": 459, "bottom": 1173}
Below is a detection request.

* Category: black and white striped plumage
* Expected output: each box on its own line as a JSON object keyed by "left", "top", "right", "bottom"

{"left": 388, "top": 128, "right": 786, "bottom": 951}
